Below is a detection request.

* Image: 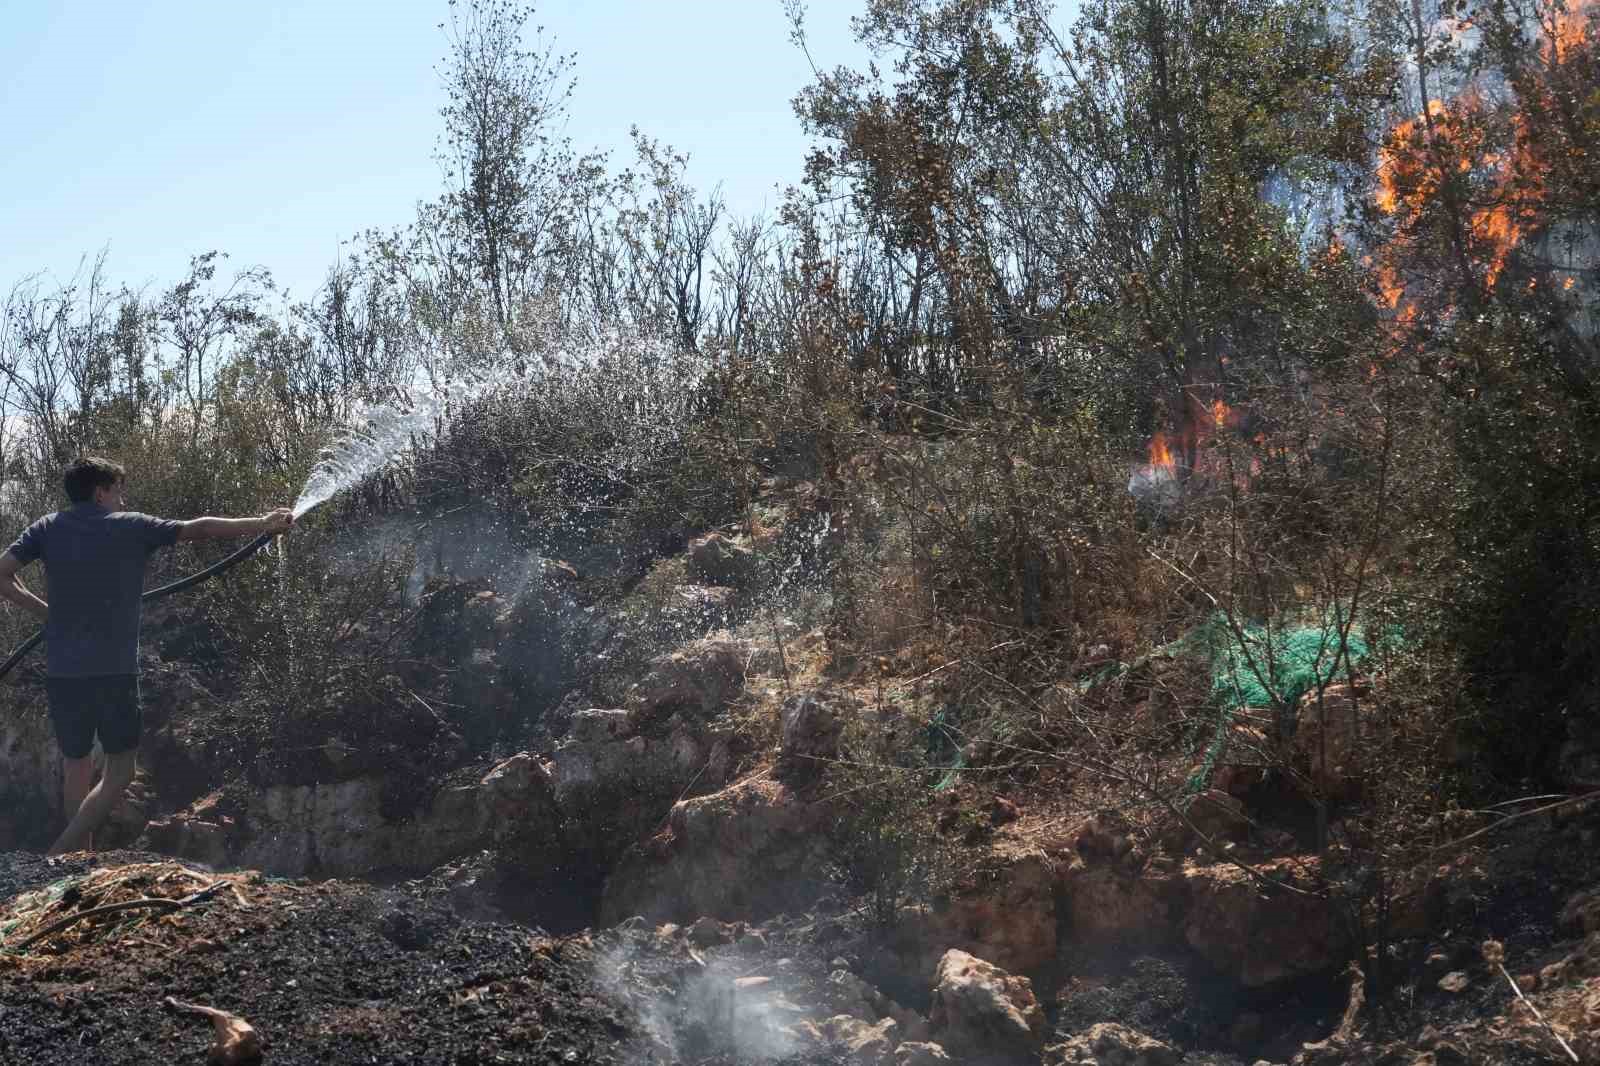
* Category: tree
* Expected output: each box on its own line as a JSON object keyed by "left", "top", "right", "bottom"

{"left": 422, "top": 0, "right": 579, "bottom": 342}
{"left": 793, "top": 0, "right": 1389, "bottom": 453}
{"left": 156, "top": 251, "right": 269, "bottom": 443}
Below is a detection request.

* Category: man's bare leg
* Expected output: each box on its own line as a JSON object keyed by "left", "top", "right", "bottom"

{"left": 61, "top": 755, "right": 98, "bottom": 852}
{"left": 49, "top": 749, "right": 135, "bottom": 855}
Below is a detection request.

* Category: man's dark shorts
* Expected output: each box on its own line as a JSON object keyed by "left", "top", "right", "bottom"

{"left": 45, "top": 675, "right": 141, "bottom": 759}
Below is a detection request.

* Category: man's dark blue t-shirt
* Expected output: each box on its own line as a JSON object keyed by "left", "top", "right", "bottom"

{"left": 6, "top": 503, "right": 182, "bottom": 678}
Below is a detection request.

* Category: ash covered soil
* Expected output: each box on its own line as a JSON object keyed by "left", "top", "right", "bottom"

{"left": 0, "top": 851, "right": 854, "bottom": 1066}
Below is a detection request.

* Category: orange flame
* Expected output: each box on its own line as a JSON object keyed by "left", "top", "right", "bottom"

{"left": 1375, "top": 100, "right": 1449, "bottom": 219}
{"left": 1375, "top": 94, "right": 1551, "bottom": 293}
{"left": 1148, "top": 431, "right": 1175, "bottom": 471}
{"left": 1547, "top": 0, "right": 1596, "bottom": 60}
{"left": 1377, "top": 262, "right": 1407, "bottom": 310}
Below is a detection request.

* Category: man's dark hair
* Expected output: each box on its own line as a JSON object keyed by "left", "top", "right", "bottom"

{"left": 63, "top": 457, "right": 126, "bottom": 504}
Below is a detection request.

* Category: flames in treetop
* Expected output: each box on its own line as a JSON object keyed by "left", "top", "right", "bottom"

{"left": 1376, "top": 261, "right": 1408, "bottom": 311}
{"left": 1373, "top": 0, "right": 1591, "bottom": 302}
{"left": 1547, "top": 0, "right": 1597, "bottom": 60}
{"left": 1374, "top": 95, "right": 1540, "bottom": 291}
{"left": 1375, "top": 99, "right": 1452, "bottom": 220}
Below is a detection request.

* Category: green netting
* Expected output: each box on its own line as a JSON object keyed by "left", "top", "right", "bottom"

{"left": 1194, "top": 613, "right": 1374, "bottom": 709}
{"left": 1075, "top": 609, "right": 1402, "bottom": 795}
{"left": 1080, "top": 609, "right": 1390, "bottom": 709}
{"left": 925, "top": 706, "right": 966, "bottom": 791}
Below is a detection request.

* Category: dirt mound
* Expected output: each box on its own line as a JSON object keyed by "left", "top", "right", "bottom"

{"left": 0, "top": 851, "right": 634, "bottom": 1065}
{"left": 0, "top": 852, "right": 897, "bottom": 1065}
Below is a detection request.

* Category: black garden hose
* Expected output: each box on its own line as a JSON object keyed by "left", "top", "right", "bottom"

{"left": 0, "top": 531, "right": 277, "bottom": 683}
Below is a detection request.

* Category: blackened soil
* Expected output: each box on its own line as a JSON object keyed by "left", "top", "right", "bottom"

{"left": 0, "top": 854, "right": 884, "bottom": 1066}
{"left": 0, "top": 851, "right": 634, "bottom": 1066}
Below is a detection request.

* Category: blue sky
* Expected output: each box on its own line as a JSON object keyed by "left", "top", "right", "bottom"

{"left": 0, "top": 0, "right": 869, "bottom": 302}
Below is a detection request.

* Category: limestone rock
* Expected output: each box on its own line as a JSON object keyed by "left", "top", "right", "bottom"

{"left": 1183, "top": 858, "right": 1345, "bottom": 985}
{"left": 928, "top": 949, "right": 1046, "bottom": 1063}
{"left": 779, "top": 688, "right": 853, "bottom": 780}
{"left": 1199, "top": 722, "right": 1273, "bottom": 798}
{"left": 1044, "top": 1023, "right": 1179, "bottom": 1066}
{"left": 0, "top": 694, "right": 66, "bottom": 848}
{"left": 1292, "top": 685, "right": 1364, "bottom": 800}
{"left": 600, "top": 774, "right": 830, "bottom": 924}
{"left": 1059, "top": 860, "right": 1179, "bottom": 947}
{"left": 687, "top": 532, "right": 758, "bottom": 587}
{"left": 677, "top": 584, "right": 737, "bottom": 613}
{"left": 479, "top": 752, "right": 553, "bottom": 824}
{"left": 146, "top": 751, "right": 559, "bottom": 879}
{"left": 551, "top": 707, "right": 731, "bottom": 862}
{"left": 819, "top": 969, "right": 930, "bottom": 1044}
{"left": 895, "top": 854, "right": 1059, "bottom": 976}
{"left": 550, "top": 709, "right": 641, "bottom": 805}
{"left": 895, "top": 1042, "right": 952, "bottom": 1065}
{"left": 1185, "top": 789, "right": 1251, "bottom": 842}
{"left": 628, "top": 635, "right": 756, "bottom": 723}
{"left": 822, "top": 1015, "right": 899, "bottom": 1065}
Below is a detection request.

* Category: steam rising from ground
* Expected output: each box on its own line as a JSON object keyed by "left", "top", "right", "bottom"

{"left": 597, "top": 941, "right": 799, "bottom": 1063}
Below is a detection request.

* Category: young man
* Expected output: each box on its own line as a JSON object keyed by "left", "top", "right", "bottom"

{"left": 0, "top": 456, "right": 294, "bottom": 855}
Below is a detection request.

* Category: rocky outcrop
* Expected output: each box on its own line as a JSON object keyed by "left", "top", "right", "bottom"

{"left": 0, "top": 659, "right": 222, "bottom": 851}
{"left": 687, "top": 532, "right": 759, "bottom": 588}
{"left": 600, "top": 774, "right": 831, "bottom": 924}
{"left": 1185, "top": 789, "right": 1252, "bottom": 841}
{"left": 1292, "top": 685, "right": 1364, "bottom": 800}
{"left": 1044, "top": 1023, "right": 1179, "bottom": 1066}
{"left": 1059, "top": 859, "right": 1182, "bottom": 946}
{"left": 823, "top": 1015, "right": 901, "bottom": 1064}
{"left": 778, "top": 688, "right": 852, "bottom": 781}
{"left": 820, "top": 967, "right": 931, "bottom": 1045}
{"left": 895, "top": 853, "right": 1059, "bottom": 977}
{"left": 628, "top": 634, "right": 765, "bottom": 724}
{"left": 550, "top": 707, "right": 733, "bottom": 863}
{"left": 142, "top": 753, "right": 558, "bottom": 878}
{"left": 1183, "top": 858, "right": 1345, "bottom": 985}
{"left": 0, "top": 692, "right": 63, "bottom": 848}
{"left": 927, "top": 949, "right": 1047, "bottom": 1064}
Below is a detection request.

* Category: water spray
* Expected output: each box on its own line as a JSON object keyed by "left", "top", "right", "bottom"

{"left": 0, "top": 380, "right": 480, "bottom": 685}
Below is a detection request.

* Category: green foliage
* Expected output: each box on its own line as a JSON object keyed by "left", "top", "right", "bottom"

{"left": 1427, "top": 317, "right": 1600, "bottom": 784}
{"left": 1, "top": 0, "right": 1593, "bottom": 822}
{"left": 825, "top": 748, "right": 955, "bottom": 927}
{"left": 193, "top": 533, "right": 451, "bottom": 786}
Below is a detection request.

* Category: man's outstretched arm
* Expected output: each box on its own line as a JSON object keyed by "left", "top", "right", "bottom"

{"left": 0, "top": 552, "right": 48, "bottom": 622}
{"left": 176, "top": 509, "right": 295, "bottom": 543}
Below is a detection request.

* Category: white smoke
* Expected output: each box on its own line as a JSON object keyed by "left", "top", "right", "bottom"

{"left": 595, "top": 940, "right": 802, "bottom": 1063}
